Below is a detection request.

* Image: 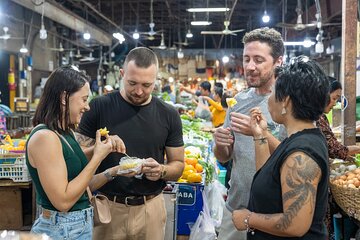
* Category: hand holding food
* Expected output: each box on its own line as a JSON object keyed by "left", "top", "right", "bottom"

{"left": 226, "top": 98, "right": 237, "bottom": 108}
{"left": 99, "top": 127, "right": 109, "bottom": 136}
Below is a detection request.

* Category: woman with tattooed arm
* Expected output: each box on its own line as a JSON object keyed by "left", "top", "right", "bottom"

{"left": 232, "top": 56, "right": 330, "bottom": 239}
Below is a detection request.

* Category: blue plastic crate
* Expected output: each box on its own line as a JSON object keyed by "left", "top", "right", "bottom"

{"left": 176, "top": 183, "right": 204, "bottom": 235}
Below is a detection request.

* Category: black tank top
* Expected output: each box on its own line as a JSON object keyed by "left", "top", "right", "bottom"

{"left": 248, "top": 128, "right": 329, "bottom": 239}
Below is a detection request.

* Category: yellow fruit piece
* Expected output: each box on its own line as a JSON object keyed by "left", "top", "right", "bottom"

{"left": 226, "top": 98, "right": 237, "bottom": 108}
{"left": 187, "top": 173, "right": 202, "bottom": 183}
{"left": 195, "top": 163, "right": 203, "bottom": 173}
{"left": 18, "top": 140, "right": 26, "bottom": 147}
{"left": 181, "top": 169, "right": 195, "bottom": 180}
{"left": 99, "top": 127, "right": 109, "bottom": 136}
{"left": 5, "top": 135, "right": 13, "bottom": 146}
{"left": 119, "top": 162, "right": 138, "bottom": 170}
{"left": 177, "top": 178, "right": 188, "bottom": 183}
{"left": 184, "top": 164, "right": 195, "bottom": 172}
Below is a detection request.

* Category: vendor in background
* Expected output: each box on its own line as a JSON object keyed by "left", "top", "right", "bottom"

{"left": 161, "top": 84, "right": 176, "bottom": 103}
{"left": 180, "top": 80, "right": 213, "bottom": 99}
{"left": 202, "top": 87, "right": 227, "bottom": 128}
{"left": 26, "top": 66, "right": 126, "bottom": 239}
{"left": 316, "top": 77, "right": 360, "bottom": 159}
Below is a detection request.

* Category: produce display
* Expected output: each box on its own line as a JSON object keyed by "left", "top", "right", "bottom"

{"left": 177, "top": 146, "right": 205, "bottom": 184}
{"left": 0, "top": 135, "right": 26, "bottom": 152}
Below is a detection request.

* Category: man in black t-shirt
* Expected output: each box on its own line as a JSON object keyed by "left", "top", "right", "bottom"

{"left": 77, "top": 47, "right": 184, "bottom": 240}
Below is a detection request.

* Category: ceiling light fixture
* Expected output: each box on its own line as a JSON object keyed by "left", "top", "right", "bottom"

{"left": 191, "top": 21, "right": 212, "bottom": 26}
{"left": 19, "top": 44, "right": 28, "bottom": 54}
{"left": 303, "top": 37, "right": 313, "bottom": 48}
{"left": 187, "top": 8, "right": 230, "bottom": 12}
{"left": 262, "top": 10, "right": 270, "bottom": 23}
{"left": 83, "top": 30, "right": 91, "bottom": 40}
{"left": 177, "top": 48, "right": 184, "bottom": 59}
{"left": 132, "top": 30, "right": 140, "bottom": 40}
{"left": 39, "top": 3, "right": 47, "bottom": 40}
{"left": 222, "top": 55, "right": 229, "bottom": 64}
{"left": 186, "top": 29, "right": 193, "bottom": 38}
{"left": 284, "top": 41, "right": 315, "bottom": 46}
{"left": 113, "top": 32, "right": 125, "bottom": 44}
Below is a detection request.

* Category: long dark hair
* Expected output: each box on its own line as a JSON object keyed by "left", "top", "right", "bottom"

{"left": 32, "top": 66, "right": 90, "bottom": 133}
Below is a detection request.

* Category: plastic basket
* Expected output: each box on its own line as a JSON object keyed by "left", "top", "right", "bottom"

{"left": 0, "top": 155, "right": 31, "bottom": 182}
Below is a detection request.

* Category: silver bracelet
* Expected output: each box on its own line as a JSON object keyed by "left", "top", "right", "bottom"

{"left": 244, "top": 212, "right": 255, "bottom": 235}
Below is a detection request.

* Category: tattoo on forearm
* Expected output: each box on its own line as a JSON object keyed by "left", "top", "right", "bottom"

{"left": 75, "top": 132, "right": 95, "bottom": 147}
{"left": 276, "top": 154, "right": 320, "bottom": 231}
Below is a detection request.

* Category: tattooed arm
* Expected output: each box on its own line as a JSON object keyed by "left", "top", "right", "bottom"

{"left": 75, "top": 132, "right": 96, "bottom": 161}
{"left": 233, "top": 152, "right": 321, "bottom": 237}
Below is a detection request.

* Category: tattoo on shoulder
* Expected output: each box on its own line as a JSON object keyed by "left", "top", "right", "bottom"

{"left": 276, "top": 153, "right": 321, "bottom": 231}
{"left": 75, "top": 132, "right": 95, "bottom": 147}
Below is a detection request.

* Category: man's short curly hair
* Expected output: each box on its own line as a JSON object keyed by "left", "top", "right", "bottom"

{"left": 243, "top": 27, "right": 284, "bottom": 61}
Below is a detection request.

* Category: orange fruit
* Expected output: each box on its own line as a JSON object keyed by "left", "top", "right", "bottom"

{"left": 181, "top": 170, "right": 195, "bottom": 180}
{"left": 185, "top": 157, "right": 198, "bottom": 167}
{"left": 184, "top": 164, "right": 195, "bottom": 172}
{"left": 187, "top": 173, "right": 202, "bottom": 183}
{"left": 195, "top": 163, "right": 203, "bottom": 173}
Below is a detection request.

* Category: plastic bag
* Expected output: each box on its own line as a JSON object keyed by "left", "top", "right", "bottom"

{"left": 204, "top": 180, "right": 227, "bottom": 229}
{"left": 189, "top": 191, "right": 217, "bottom": 240}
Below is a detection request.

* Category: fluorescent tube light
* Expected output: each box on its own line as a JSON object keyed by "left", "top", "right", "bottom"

{"left": 284, "top": 41, "right": 315, "bottom": 46}
{"left": 187, "top": 8, "right": 230, "bottom": 12}
{"left": 191, "top": 21, "right": 212, "bottom": 26}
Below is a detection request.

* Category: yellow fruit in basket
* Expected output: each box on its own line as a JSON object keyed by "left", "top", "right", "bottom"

{"left": 181, "top": 169, "right": 195, "bottom": 180}
{"left": 184, "top": 164, "right": 195, "bottom": 172}
{"left": 177, "top": 178, "right": 188, "bottom": 183}
{"left": 195, "top": 163, "right": 203, "bottom": 173}
{"left": 99, "top": 127, "right": 109, "bottom": 136}
{"left": 187, "top": 173, "right": 202, "bottom": 183}
{"left": 226, "top": 98, "right": 237, "bottom": 108}
{"left": 185, "top": 157, "right": 198, "bottom": 167}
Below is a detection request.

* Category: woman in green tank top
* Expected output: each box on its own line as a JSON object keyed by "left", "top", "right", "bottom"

{"left": 26, "top": 66, "right": 126, "bottom": 240}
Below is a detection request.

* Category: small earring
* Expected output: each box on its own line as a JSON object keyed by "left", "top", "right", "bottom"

{"left": 281, "top": 107, "right": 287, "bottom": 115}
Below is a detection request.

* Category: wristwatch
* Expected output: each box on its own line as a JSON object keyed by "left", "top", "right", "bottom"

{"left": 104, "top": 169, "right": 115, "bottom": 181}
{"left": 160, "top": 165, "right": 167, "bottom": 179}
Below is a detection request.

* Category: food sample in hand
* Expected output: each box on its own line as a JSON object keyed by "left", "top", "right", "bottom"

{"left": 226, "top": 98, "right": 237, "bottom": 108}
{"left": 117, "top": 156, "right": 144, "bottom": 175}
{"left": 99, "top": 127, "right": 109, "bottom": 136}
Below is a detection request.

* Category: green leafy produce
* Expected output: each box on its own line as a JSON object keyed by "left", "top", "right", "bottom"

{"left": 198, "top": 159, "right": 216, "bottom": 185}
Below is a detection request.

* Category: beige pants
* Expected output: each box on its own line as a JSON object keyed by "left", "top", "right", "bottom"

{"left": 93, "top": 193, "right": 166, "bottom": 240}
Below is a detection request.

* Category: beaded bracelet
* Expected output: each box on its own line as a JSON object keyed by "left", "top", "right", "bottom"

{"left": 244, "top": 212, "right": 255, "bottom": 235}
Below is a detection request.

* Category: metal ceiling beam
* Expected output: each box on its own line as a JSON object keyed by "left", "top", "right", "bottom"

{"left": 11, "top": 0, "right": 112, "bottom": 46}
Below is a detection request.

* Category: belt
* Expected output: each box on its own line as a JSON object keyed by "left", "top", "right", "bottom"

{"left": 104, "top": 193, "right": 158, "bottom": 206}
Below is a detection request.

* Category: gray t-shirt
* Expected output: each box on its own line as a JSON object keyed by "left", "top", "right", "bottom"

{"left": 223, "top": 88, "right": 284, "bottom": 212}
